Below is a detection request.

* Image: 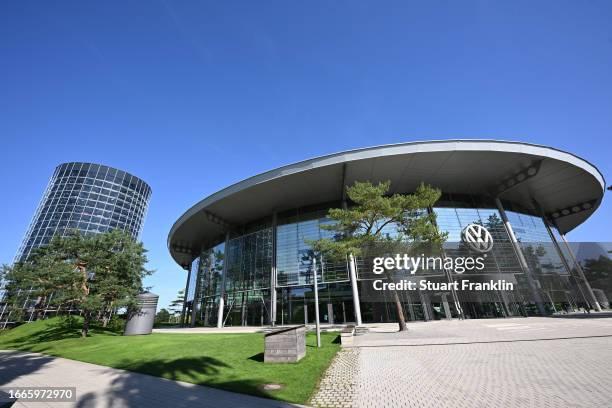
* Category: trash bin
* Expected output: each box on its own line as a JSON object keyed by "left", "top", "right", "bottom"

{"left": 124, "top": 292, "right": 159, "bottom": 336}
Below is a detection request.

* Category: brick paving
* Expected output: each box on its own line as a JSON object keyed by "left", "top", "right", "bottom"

{"left": 310, "top": 348, "right": 360, "bottom": 408}
{"left": 314, "top": 317, "right": 612, "bottom": 408}
{"left": 354, "top": 317, "right": 612, "bottom": 347}
{"left": 356, "top": 336, "right": 611, "bottom": 407}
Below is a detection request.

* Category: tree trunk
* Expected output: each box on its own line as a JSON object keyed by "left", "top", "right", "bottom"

{"left": 102, "top": 302, "right": 114, "bottom": 327}
{"left": 384, "top": 271, "right": 407, "bottom": 331}
{"left": 102, "top": 309, "right": 110, "bottom": 328}
{"left": 82, "top": 313, "right": 90, "bottom": 338}
{"left": 32, "top": 296, "right": 46, "bottom": 322}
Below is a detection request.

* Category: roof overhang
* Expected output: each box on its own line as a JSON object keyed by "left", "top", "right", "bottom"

{"left": 168, "top": 140, "right": 606, "bottom": 268}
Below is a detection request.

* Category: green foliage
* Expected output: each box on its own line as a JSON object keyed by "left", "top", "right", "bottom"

{"left": 169, "top": 289, "right": 185, "bottom": 314}
{"left": 309, "top": 180, "right": 447, "bottom": 331}
{"left": 155, "top": 308, "right": 171, "bottom": 323}
{"left": 311, "top": 181, "right": 447, "bottom": 258}
{"left": 3, "top": 230, "right": 152, "bottom": 336}
{"left": 106, "top": 315, "right": 127, "bottom": 332}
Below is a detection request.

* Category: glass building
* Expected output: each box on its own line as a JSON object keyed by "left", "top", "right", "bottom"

{"left": 15, "top": 162, "right": 151, "bottom": 262}
{"left": 168, "top": 140, "right": 608, "bottom": 327}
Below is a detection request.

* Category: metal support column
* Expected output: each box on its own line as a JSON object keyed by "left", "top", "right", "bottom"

{"left": 270, "top": 213, "right": 278, "bottom": 326}
{"left": 440, "top": 293, "right": 452, "bottom": 320}
{"left": 494, "top": 197, "right": 547, "bottom": 316}
{"left": 342, "top": 190, "right": 363, "bottom": 327}
{"left": 313, "top": 257, "right": 321, "bottom": 348}
{"left": 559, "top": 234, "right": 602, "bottom": 312}
{"left": 180, "top": 265, "right": 192, "bottom": 327}
{"left": 189, "top": 259, "right": 202, "bottom": 328}
{"left": 217, "top": 232, "right": 231, "bottom": 328}
{"left": 348, "top": 254, "right": 363, "bottom": 326}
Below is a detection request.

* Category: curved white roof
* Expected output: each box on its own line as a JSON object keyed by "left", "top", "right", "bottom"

{"left": 168, "top": 140, "right": 605, "bottom": 268}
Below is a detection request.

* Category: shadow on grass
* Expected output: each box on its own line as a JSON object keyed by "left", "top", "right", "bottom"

{"left": 117, "top": 355, "right": 231, "bottom": 380}
{"left": 248, "top": 352, "right": 264, "bottom": 362}
{"left": 0, "top": 319, "right": 119, "bottom": 350}
{"left": 306, "top": 334, "right": 341, "bottom": 347}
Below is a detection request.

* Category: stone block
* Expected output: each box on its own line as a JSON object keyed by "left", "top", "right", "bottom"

{"left": 264, "top": 325, "right": 306, "bottom": 363}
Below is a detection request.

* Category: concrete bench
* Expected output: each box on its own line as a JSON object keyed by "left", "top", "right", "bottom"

{"left": 264, "top": 325, "right": 306, "bottom": 363}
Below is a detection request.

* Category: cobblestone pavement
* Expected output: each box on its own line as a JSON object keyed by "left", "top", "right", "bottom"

{"left": 311, "top": 348, "right": 360, "bottom": 408}
{"left": 356, "top": 336, "right": 611, "bottom": 407}
{"left": 315, "top": 317, "right": 612, "bottom": 408}
{"left": 354, "top": 316, "right": 612, "bottom": 347}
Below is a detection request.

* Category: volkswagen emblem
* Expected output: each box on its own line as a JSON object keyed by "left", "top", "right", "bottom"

{"left": 462, "top": 224, "right": 494, "bottom": 253}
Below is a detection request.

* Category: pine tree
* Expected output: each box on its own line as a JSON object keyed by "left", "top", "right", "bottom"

{"left": 311, "top": 181, "right": 446, "bottom": 332}
{"left": 4, "top": 230, "right": 151, "bottom": 337}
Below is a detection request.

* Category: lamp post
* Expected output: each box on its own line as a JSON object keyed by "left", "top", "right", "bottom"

{"left": 312, "top": 256, "right": 321, "bottom": 348}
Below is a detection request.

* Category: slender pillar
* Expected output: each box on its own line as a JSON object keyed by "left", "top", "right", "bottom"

{"left": 348, "top": 254, "right": 363, "bottom": 326}
{"left": 494, "top": 197, "right": 547, "bottom": 316}
{"left": 559, "top": 234, "right": 602, "bottom": 312}
{"left": 419, "top": 291, "right": 430, "bottom": 321}
{"left": 217, "top": 232, "right": 231, "bottom": 328}
{"left": 441, "top": 293, "right": 452, "bottom": 320}
{"left": 180, "top": 265, "right": 192, "bottom": 327}
{"left": 342, "top": 195, "right": 363, "bottom": 327}
{"left": 202, "top": 251, "right": 215, "bottom": 326}
{"left": 313, "top": 257, "right": 321, "bottom": 347}
{"left": 270, "top": 213, "right": 278, "bottom": 326}
{"left": 327, "top": 303, "right": 334, "bottom": 325}
{"left": 190, "top": 259, "right": 202, "bottom": 327}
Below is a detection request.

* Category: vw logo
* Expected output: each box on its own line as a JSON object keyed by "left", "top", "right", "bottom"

{"left": 462, "top": 224, "right": 493, "bottom": 253}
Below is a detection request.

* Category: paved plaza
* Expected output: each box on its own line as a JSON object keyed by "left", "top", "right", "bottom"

{"left": 312, "top": 317, "right": 612, "bottom": 408}
{"left": 2, "top": 317, "right": 611, "bottom": 407}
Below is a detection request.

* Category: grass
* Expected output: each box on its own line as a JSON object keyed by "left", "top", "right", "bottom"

{"left": 0, "top": 317, "right": 340, "bottom": 404}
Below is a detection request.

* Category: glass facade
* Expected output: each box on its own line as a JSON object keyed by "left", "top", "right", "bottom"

{"left": 15, "top": 162, "right": 151, "bottom": 262}
{"left": 183, "top": 194, "right": 601, "bottom": 326}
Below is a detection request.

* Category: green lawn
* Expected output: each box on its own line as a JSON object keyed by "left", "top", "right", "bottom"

{"left": 0, "top": 317, "right": 340, "bottom": 404}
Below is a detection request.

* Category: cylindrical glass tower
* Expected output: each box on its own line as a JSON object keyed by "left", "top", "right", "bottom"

{"left": 15, "top": 162, "right": 151, "bottom": 262}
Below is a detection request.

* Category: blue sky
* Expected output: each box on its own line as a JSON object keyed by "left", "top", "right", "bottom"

{"left": 1, "top": 1, "right": 611, "bottom": 310}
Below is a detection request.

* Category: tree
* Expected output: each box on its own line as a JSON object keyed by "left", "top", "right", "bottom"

{"left": 311, "top": 181, "right": 446, "bottom": 332}
{"left": 169, "top": 289, "right": 185, "bottom": 322}
{"left": 4, "top": 230, "right": 152, "bottom": 337}
{"left": 3, "top": 245, "right": 79, "bottom": 322}
{"left": 155, "top": 308, "right": 171, "bottom": 324}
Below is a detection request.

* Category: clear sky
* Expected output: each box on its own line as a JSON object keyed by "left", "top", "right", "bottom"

{"left": 1, "top": 1, "right": 611, "bottom": 310}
